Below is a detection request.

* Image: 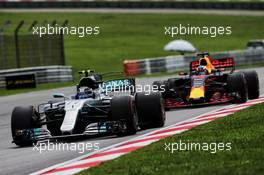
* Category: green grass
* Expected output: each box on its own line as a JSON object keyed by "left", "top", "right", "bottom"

{"left": 78, "top": 102, "right": 264, "bottom": 175}
{"left": 0, "top": 13, "right": 263, "bottom": 96}
{"left": 1, "top": 13, "right": 264, "bottom": 72}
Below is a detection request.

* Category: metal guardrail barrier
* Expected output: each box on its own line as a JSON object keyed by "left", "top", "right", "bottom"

{"left": 0, "top": 65, "right": 73, "bottom": 89}
{"left": 123, "top": 49, "right": 264, "bottom": 76}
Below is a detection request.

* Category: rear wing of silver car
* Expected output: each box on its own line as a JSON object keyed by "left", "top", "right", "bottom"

{"left": 99, "top": 78, "right": 136, "bottom": 94}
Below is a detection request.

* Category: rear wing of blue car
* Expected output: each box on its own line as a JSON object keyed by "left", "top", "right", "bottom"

{"left": 190, "top": 57, "right": 235, "bottom": 74}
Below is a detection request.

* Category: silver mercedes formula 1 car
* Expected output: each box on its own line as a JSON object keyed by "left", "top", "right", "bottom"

{"left": 11, "top": 70, "right": 166, "bottom": 146}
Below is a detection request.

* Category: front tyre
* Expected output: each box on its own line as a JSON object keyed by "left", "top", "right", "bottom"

{"left": 11, "top": 106, "right": 40, "bottom": 146}
{"left": 152, "top": 81, "right": 165, "bottom": 91}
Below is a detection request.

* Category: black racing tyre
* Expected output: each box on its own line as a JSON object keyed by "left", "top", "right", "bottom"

{"left": 110, "top": 96, "right": 137, "bottom": 135}
{"left": 163, "top": 78, "right": 182, "bottom": 98}
{"left": 152, "top": 81, "right": 165, "bottom": 91}
{"left": 227, "top": 72, "right": 248, "bottom": 103}
{"left": 166, "top": 78, "right": 176, "bottom": 90}
{"left": 135, "top": 92, "right": 165, "bottom": 128}
{"left": 153, "top": 80, "right": 167, "bottom": 98}
{"left": 160, "top": 79, "right": 174, "bottom": 98}
{"left": 242, "top": 70, "right": 259, "bottom": 100}
{"left": 11, "top": 106, "right": 39, "bottom": 146}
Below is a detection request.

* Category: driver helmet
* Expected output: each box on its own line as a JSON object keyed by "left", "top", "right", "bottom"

{"left": 78, "top": 87, "right": 94, "bottom": 99}
{"left": 196, "top": 65, "right": 208, "bottom": 75}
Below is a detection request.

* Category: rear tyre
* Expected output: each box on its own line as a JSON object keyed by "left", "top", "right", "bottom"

{"left": 110, "top": 96, "right": 137, "bottom": 135}
{"left": 136, "top": 92, "right": 165, "bottom": 129}
{"left": 11, "top": 106, "right": 40, "bottom": 146}
{"left": 242, "top": 70, "right": 259, "bottom": 100}
{"left": 227, "top": 72, "right": 248, "bottom": 103}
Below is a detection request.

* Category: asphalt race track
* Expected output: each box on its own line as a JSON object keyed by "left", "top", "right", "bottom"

{"left": 0, "top": 67, "right": 264, "bottom": 175}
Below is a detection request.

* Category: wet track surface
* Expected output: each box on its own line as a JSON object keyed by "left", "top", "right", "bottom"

{"left": 0, "top": 67, "right": 264, "bottom": 175}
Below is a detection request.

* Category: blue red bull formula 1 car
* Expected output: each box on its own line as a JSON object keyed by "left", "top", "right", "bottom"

{"left": 153, "top": 52, "right": 260, "bottom": 110}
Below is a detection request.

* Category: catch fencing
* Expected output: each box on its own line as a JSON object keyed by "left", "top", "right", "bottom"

{"left": 0, "top": 20, "right": 67, "bottom": 70}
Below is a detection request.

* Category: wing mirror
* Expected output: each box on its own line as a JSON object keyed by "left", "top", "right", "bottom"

{"left": 53, "top": 93, "right": 66, "bottom": 98}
